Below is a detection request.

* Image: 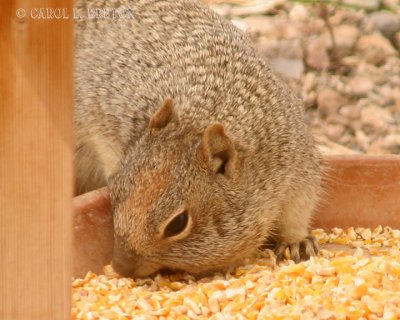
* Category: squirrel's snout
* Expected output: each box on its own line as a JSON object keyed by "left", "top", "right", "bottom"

{"left": 111, "top": 256, "right": 135, "bottom": 277}
{"left": 111, "top": 243, "right": 141, "bottom": 277}
{"left": 112, "top": 245, "right": 160, "bottom": 278}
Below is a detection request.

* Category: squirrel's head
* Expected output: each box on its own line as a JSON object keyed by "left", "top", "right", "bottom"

{"left": 110, "top": 99, "right": 265, "bottom": 278}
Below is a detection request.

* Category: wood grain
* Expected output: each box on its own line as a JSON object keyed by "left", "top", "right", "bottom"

{"left": 313, "top": 155, "right": 400, "bottom": 229}
{"left": 0, "top": 1, "right": 73, "bottom": 319}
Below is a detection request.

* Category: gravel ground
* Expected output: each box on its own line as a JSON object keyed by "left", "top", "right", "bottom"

{"left": 208, "top": 0, "right": 400, "bottom": 155}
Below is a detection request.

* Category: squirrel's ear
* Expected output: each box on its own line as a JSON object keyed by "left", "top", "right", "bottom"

{"left": 149, "top": 98, "right": 175, "bottom": 130}
{"left": 199, "top": 123, "right": 237, "bottom": 178}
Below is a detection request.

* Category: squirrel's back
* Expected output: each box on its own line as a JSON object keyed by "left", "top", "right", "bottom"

{"left": 75, "top": 0, "right": 317, "bottom": 193}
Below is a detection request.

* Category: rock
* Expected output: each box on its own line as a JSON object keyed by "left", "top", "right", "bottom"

{"left": 305, "top": 38, "right": 330, "bottom": 71}
{"left": 303, "top": 72, "right": 317, "bottom": 93}
{"left": 369, "top": 11, "right": 400, "bottom": 39}
{"left": 324, "top": 124, "right": 346, "bottom": 141}
{"left": 394, "top": 32, "right": 400, "bottom": 50}
{"left": 317, "top": 88, "right": 348, "bottom": 116}
{"left": 382, "top": 134, "right": 400, "bottom": 153}
{"left": 330, "top": 9, "right": 365, "bottom": 25}
{"left": 243, "top": 16, "right": 300, "bottom": 39}
{"left": 256, "top": 38, "right": 303, "bottom": 59}
{"left": 349, "top": 119, "right": 362, "bottom": 131}
{"left": 361, "top": 16, "right": 378, "bottom": 35}
{"left": 326, "top": 114, "right": 351, "bottom": 126}
{"left": 242, "top": 15, "right": 276, "bottom": 36}
{"left": 341, "top": 56, "right": 360, "bottom": 69}
{"left": 271, "top": 58, "right": 304, "bottom": 79}
{"left": 393, "top": 88, "right": 400, "bottom": 110}
{"left": 339, "top": 104, "right": 362, "bottom": 120}
{"left": 356, "top": 33, "right": 397, "bottom": 65}
{"left": 338, "top": 133, "right": 353, "bottom": 146}
{"left": 378, "top": 85, "right": 396, "bottom": 106}
{"left": 382, "top": 0, "right": 400, "bottom": 12}
{"left": 305, "top": 90, "right": 317, "bottom": 109}
{"left": 355, "top": 129, "right": 371, "bottom": 150}
{"left": 256, "top": 38, "right": 304, "bottom": 69}
{"left": 226, "top": 0, "right": 285, "bottom": 16}
{"left": 366, "top": 139, "right": 392, "bottom": 154}
{"left": 361, "top": 105, "right": 394, "bottom": 131}
{"left": 289, "top": 4, "right": 308, "bottom": 22}
{"left": 332, "top": 25, "right": 360, "bottom": 56}
{"left": 210, "top": 4, "right": 231, "bottom": 17}
{"left": 255, "top": 37, "right": 277, "bottom": 56}
{"left": 316, "top": 135, "right": 358, "bottom": 155}
{"left": 342, "top": 0, "right": 381, "bottom": 10}
{"left": 256, "top": 38, "right": 305, "bottom": 79}
{"left": 230, "top": 19, "right": 247, "bottom": 31}
{"left": 348, "top": 77, "right": 374, "bottom": 97}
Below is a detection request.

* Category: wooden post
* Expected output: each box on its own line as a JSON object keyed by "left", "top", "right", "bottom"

{"left": 0, "top": 1, "right": 73, "bottom": 319}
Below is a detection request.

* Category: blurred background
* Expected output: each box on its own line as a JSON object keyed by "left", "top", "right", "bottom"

{"left": 205, "top": 0, "right": 400, "bottom": 155}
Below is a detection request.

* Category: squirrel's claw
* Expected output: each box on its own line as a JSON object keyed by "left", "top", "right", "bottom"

{"left": 275, "top": 235, "right": 319, "bottom": 263}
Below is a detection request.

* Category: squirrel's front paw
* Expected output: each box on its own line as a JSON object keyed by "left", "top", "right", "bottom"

{"left": 275, "top": 235, "right": 319, "bottom": 263}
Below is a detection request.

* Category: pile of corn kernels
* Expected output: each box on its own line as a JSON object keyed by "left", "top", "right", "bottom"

{"left": 72, "top": 226, "right": 400, "bottom": 319}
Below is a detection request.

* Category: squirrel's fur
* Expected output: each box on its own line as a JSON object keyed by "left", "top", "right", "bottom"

{"left": 74, "top": 0, "right": 322, "bottom": 277}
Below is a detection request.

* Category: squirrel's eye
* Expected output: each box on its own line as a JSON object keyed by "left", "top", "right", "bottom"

{"left": 164, "top": 211, "right": 189, "bottom": 238}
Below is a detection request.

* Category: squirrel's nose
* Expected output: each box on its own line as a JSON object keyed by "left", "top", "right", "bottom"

{"left": 111, "top": 258, "right": 136, "bottom": 277}
{"left": 112, "top": 243, "right": 162, "bottom": 278}
{"left": 111, "top": 244, "right": 140, "bottom": 277}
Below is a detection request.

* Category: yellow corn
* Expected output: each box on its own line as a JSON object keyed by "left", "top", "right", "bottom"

{"left": 72, "top": 226, "right": 400, "bottom": 319}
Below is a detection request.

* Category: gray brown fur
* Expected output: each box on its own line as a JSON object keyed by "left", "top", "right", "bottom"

{"left": 74, "top": 0, "right": 322, "bottom": 277}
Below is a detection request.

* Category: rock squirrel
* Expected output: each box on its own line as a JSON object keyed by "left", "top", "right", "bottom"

{"left": 74, "top": 0, "right": 322, "bottom": 277}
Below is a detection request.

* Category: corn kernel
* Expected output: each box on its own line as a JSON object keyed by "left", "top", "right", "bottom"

{"left": 72, "top": 227, "right": 400, "bottom": 319}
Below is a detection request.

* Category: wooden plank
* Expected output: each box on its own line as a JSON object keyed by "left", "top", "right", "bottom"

{"left": 0, "top": 1, "right": 73, "bottom": 319}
